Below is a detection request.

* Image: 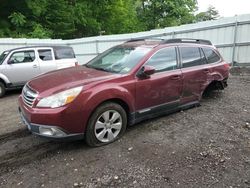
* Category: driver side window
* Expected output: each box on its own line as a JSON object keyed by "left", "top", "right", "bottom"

{"left": 146, "top": 47, "right": 177, "bottom": 73}
{"left": 9, "top": 51, "right": 35, "bottom": 64}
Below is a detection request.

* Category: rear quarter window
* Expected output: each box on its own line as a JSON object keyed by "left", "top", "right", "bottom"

{"left": 202, "top": 48, "right": 221, "bottom": 64}
{"left": 54, "top": 48, "right": 75, "bottom": 60}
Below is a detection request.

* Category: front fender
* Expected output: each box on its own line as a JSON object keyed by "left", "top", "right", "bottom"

{"left": 0, "top": 73, "right": 10, "bottom": 84}
{"left": 85, "top": 85, "right": 135, "bottom": 113}
{"left": 78, "top": 84, "right": 135, "bottom": 132}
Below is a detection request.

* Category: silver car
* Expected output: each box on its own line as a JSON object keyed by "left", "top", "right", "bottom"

{"left": 0, "top": 46, "right": 78, "bottom": 97}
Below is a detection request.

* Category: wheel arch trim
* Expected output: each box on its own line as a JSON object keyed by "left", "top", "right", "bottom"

{"left": 0, "top": 73, "right": 10, "bottom": 85}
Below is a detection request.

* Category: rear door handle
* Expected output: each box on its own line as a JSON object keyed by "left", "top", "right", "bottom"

{"left": 33, "top": 64, "right": 38, "bottom": 68}
{"left": 170, "top": 75, "right": 181, "bottom": 80}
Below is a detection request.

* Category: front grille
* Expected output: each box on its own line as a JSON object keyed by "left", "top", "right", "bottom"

{"left": 22, "top": 85, "right": 38, "bottom": 107}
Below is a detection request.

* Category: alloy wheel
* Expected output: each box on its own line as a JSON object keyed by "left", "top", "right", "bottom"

{"left": 94, "top": 110, "right": 122, "bottom": 143}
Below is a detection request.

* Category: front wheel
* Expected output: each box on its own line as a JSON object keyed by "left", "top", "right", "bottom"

{"left": 85, "top": 102, "right": 127, "bottom": 147}
{"left": 0, "top": 82, "right": 6, "bottom": 98}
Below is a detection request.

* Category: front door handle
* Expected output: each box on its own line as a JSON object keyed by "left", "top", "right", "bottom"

{"left": 203, "top": 69, "right": 210, "bottom": 73}
{"left": 170, "top": 75, "right": 181, "bottom": 80}
{"left": 33, "top": 64, "right": 38, "bottom": 68}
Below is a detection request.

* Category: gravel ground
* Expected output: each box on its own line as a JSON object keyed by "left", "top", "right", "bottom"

{"left": 0, "top": 75, "right": 250, "bottom": 188}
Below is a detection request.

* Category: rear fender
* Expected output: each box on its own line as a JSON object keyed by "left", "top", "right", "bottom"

{"left": 210, "top": 71, "right": 224, "bottom": 82}
{"left": 200, "top": 71, "right": 225, "bottom": 99}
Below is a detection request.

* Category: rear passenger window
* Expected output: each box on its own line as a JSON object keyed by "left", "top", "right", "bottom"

{"left": 203, "top": 48, "right": 221, "bottom": 64}
{"left": 180, "top": 47, "right": 205, "bottom": 68}
{"left": 146, "top": 47, "right": 177, "bottom": 73}
{"left": 38, "top": 49, "right": 53, "bottom": 61}
{"left": 54, "top": 48, "right": 75, "bottom": 59}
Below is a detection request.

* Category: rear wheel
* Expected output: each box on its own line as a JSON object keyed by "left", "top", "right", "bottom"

{"left": 0, "top": 82, "right": 6, "bottom": 98}
{"left": 85, "top": 102, "right": 127, "bottom": 147}
{"left": 202, "top": 81, "right": 224, "bottom": 98}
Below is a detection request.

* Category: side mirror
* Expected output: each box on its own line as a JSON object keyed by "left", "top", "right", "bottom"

{"left": 137, "top": 65, "right": 155, "bottom": 79}
{"left": 7, "top": 60, "right": 14, "bottom": 64}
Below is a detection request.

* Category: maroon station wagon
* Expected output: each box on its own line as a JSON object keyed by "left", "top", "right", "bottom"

{"left": 18, "top": 38, "right": 230, "bottom": 146}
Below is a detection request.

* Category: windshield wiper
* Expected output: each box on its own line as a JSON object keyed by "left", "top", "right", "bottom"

{"left": 88, "top": 66, "right": 110, "bottom": 72}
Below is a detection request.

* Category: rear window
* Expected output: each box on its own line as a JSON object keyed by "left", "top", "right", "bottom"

{"left": 54, "top": 47, "right": 75, "bottom": 59}
{"left": 203, "top": 48, "right": 221, "bottom": 64}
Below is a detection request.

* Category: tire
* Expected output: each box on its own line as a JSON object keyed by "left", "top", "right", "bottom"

{"left": 85, "top": 102, "right": 127, "bottom": 147}
{"left": 0, "top": 82, "right": 6, "bottom": 98}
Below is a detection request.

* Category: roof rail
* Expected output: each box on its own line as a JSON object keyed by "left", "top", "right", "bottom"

{"left": 126, "top": 38, "right": 146, "bottom": 42}
{"left": 162, "top": 38, "right": 212, "bottom": 45}
{"left": 126, "top": 37, "right": 164, "bottom": 43}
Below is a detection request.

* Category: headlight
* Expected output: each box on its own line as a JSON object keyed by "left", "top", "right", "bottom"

{"left": 36, "top": 86, "right": 83, "bottom": 108}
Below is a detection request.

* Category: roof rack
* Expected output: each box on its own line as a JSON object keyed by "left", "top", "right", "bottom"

{"left": 126, "top": 38, "right": 146, "bottom": 42}
{"left": 162, "top": 38, "right": 212, "bottom": 45}
{"left": 126, "top": 37, "right": 164, "bottom": 43}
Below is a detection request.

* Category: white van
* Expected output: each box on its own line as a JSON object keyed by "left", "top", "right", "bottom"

{"left": 0, "top": 46, "right": 78, "bottom": 97}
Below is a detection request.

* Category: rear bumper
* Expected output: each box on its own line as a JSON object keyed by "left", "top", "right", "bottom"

{"left": 18, "top": 103, "right": 84, "bottom": 141}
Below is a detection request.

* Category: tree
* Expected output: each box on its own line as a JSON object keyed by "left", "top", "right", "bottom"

{"left": 136, "top": 0, "right": 197, "bottom": 30}
{"left": 0, "top": 0, "right": 201, "bottom": 39}
{"left": 195, "top": 6, "right": 220, "bottom": 22}
{"left": 26, "top": 0, "right": 77, "bottom": 39}
{"left": 28, "top": 23, "right": 53, "bottom": 38}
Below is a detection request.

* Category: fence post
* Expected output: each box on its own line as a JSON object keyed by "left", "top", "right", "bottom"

{"left": 96, "top": 40, "right": 99, "bottom": 55}
{"left": 232, "top": 17, "right": 238, "bottom": 66}
{"left": 172, "top": 31, "right": 175, "bottom": 39}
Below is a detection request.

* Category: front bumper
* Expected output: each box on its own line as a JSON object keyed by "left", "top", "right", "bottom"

{"left": 18, "top": 103, "right": 84, "bottom": 141}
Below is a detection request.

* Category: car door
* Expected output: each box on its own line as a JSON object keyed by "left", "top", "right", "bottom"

{"left": 3, "top": 50, "right": 40, "bottom": 85}
{"left": 37, "top": 48, "right": 57, "bottom": 73}
{"left": 179, "top": 46, "right": 211, "bottom": 104}
{"left": 135, "top": 46, "right": 182, "bottom": 118}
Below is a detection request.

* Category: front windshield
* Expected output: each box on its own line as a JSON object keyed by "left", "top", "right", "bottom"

{"left": 86, "top": 46, "right": 151, "bottom": 74}
{"left": 0, "top": 51, "right": 9, "bottom": 65}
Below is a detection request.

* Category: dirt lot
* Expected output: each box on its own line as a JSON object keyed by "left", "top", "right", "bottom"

{"left": 0, "top": 75, "right": 250, "bottom": 188}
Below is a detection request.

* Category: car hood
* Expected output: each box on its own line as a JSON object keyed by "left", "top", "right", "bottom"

{"left": 28, "top": 66, "right": 117, "bottom": 94}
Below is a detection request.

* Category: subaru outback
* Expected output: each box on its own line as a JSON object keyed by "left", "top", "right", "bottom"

{"left": 18, "top": 38, "right": 230, "bottom": 146}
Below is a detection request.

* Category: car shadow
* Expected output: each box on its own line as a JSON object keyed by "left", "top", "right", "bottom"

{"left": 2, "top": 88, "right": 22, "bottom": 98}
{"left": 202, "top": 90, "right": 223, "bottom": 101}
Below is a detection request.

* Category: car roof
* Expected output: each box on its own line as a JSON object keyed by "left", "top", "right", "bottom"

{"left": 3, "top": 45, "right": 73, "bottom": 53}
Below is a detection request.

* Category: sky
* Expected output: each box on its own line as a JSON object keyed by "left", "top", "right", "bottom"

{"left": 197, "top": 0, "right": 250, "bottom": 17}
